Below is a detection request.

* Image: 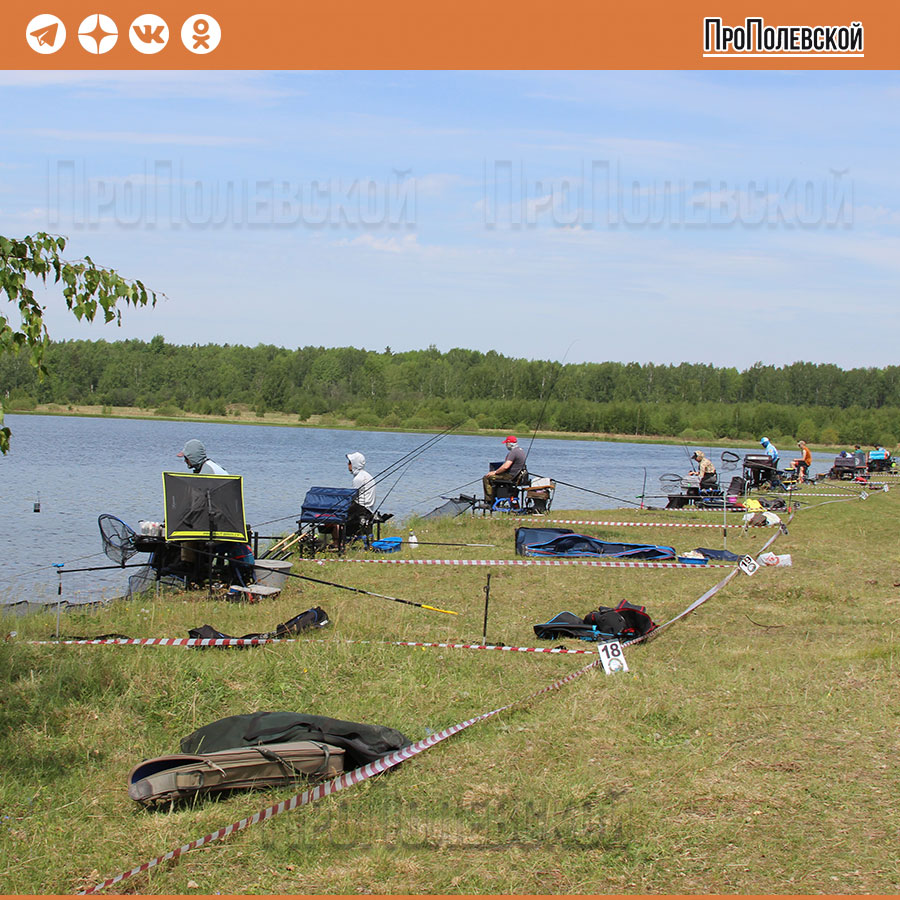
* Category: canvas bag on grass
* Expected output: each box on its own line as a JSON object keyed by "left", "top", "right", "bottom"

{"left": 128, "top": 740, "right": 345, "bottom": 805}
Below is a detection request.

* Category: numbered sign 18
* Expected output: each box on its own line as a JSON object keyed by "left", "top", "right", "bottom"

{"left": 597, "top": 640, "right": 628, "bottom": 674}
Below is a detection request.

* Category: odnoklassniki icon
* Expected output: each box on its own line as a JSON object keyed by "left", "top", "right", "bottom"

{"left": 181, "top": 14, "right": 222, "bottom": 54}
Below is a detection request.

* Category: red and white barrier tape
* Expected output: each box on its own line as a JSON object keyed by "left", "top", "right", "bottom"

{"left": 78, "top": 519, "right": 791, "bottom": 894}
{"left": 794, "top": 492, "right": 865, "bottom": 498}
{"left": 30, "top": 636, "right": 596, "bottom": 654}
{"left": 515, "top": 517, "right": 752, "bottom": 529}
{"left": 647, "top": 512, "right": 790, "bottom": 638}
{"left": 329, "top": 557, "right": 730, "bottom": 569}
{"left": 80, "top": 655, "right": 601, "bottom": 894}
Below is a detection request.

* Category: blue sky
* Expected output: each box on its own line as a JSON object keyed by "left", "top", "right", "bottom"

{"left": 1, "top": 70, "right": 898, "bottom": 368}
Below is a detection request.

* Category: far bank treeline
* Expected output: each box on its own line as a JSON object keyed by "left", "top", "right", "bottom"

{"left": 2, "top": 337, "right": 900, "bottom": 446}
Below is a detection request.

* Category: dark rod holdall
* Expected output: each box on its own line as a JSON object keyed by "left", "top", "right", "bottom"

{"left": 180, "top": 711, "right": 413, "bottom": 769}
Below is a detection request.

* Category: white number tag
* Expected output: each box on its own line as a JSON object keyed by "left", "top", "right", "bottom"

{"left": 739, "top": 555, "right": 759, "bottom": 576}
{"left": 859, "top": 490, "right": 869, "bottom": 500}
{"left": 597, "top": 640, "right": 628, "bottom": 674}
{"left": 884, "top": 485, "right": 890, "bottom": 493}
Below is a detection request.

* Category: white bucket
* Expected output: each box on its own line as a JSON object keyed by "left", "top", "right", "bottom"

{"left": 252, "top": 559, "right": 292, "bottom": 589}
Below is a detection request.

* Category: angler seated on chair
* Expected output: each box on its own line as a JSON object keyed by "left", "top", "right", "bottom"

{"left": 688, "top": 451, "right": 718, "bottom": 491}
{"left": 490, "top": 471, "right": 531, "bottom": 510}
{"left": 483, "top": 435, "right": 528, "bottom": 506}
{"left": 300, "top": 452, "right": 392, "bottom": 553}
{"left": 868, "top": 445, "right": 892, "bottom": 472}
{"left": 320, "top": 452, "right": 377, "bottom": 549}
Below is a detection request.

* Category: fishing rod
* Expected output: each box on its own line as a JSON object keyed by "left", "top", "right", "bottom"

{"left": 55, "top": 562, "right": 150, "bottom": 574}
{"left": 168, "top": 542, "right": 458, "bottom": 615}
{"left": 259, "top": 424, "right": 463, "bottom": 527}
{"left": 370, "top": 423, "right": 461, "bottom": 488}
{"left": 365, "top": 423, "right": 463, "bottom": 513}
{"left": 524, "top": 341, "right": 576, "bottom": 464}
{"left": 282, "top": 569, "right": 458, "bottom": 616}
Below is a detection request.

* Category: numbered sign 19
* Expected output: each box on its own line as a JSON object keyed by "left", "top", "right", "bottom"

{"left": 597, "top": 640, "right": 628, "bottom": 674}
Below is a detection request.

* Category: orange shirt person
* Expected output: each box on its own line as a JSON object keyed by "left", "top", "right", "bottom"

{"left": 792, "top": 441, "right": 812, "bottom": 482}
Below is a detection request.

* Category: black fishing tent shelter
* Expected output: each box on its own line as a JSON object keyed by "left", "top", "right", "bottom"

{"left": 163, "top": 472, "right": 248, "bottom": 543}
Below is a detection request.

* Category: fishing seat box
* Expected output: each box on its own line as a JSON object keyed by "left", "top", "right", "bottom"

{"left": 830, "top": 455, "right": 865, "bottom": 479}
{"left": 299, "top": 487, "right": 358, "bottom": 525}
{"left": 128, "top": 740, "right": 345, "bottom": 805}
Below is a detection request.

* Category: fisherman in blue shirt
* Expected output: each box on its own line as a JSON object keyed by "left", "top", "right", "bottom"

{"left": 760, "top": 436, "right": 779, "bottom": 467}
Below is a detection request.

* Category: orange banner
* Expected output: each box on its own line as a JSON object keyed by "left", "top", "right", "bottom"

{"left": 2, "top": 0, "right": 895, "bottom": 69}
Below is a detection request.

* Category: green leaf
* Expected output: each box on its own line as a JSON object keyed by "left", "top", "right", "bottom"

{"left": 0, "top": 230, "right": 163, "bottom": 453}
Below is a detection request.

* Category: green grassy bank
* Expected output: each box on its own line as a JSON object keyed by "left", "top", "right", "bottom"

{"left": 1, "top": 482, "right": 898, "bottom": 893}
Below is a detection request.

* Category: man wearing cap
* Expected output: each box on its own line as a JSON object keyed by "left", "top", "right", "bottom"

{"left": 177, "top": 439, "right": 228, "bottom": 475}
{"left": 760, "top": 436, "right": 779, "bottom": 467}
{"left": 689, "top": 450, "right": 717, "bottom": 490}
{"left": 483, "top": 436, "right": 527, "bottom": 504}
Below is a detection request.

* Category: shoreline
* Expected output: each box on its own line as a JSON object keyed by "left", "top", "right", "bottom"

{"left": 7, "top": 404, "right": 850, "bottom": 454}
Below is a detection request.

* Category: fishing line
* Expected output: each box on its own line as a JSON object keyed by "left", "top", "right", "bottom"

{"left": 374, "top": 459, "right": 413, "bottom": 514}
{"left": 529, "top": 474, "right": 644, "bottom": 509}
{"left": 370, "top": 423, "right": 461, "bottom": 488}
{"left": 6, "top": 551, "right": 109, "bottom": 580}
{"left": 250, "top": 426, "right": 462, "bottom": 531}
{"left": 252, "top": 512, "right": 305, "bottom": 529}
{"left": 412, "top": 479, "right": 481, "bottom": 508}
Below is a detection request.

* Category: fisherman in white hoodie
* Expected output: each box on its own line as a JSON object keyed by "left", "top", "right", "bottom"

{"left": 321, "top": 452, "right": 376, "bottom": 548}
{"left": 346, "top": 451, "right": 376, "bottom": 512}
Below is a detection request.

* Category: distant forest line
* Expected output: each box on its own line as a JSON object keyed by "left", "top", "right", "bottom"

{"left": 2, "top": 337, "right": 899, "bottom": 447}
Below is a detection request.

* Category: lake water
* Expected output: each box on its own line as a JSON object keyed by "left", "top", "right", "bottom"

{"left": 0, "top": 414, "right": 835, "bottom": 607}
